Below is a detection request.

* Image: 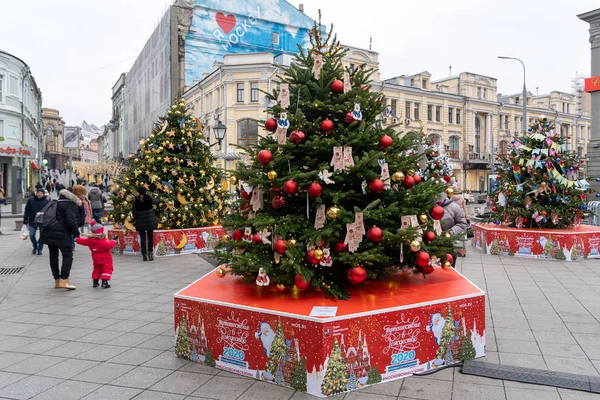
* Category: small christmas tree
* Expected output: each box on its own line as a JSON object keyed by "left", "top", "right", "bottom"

{"left": 458, "top": 331, "right": 477, "bottom": 362}
{"left": 175, "top": 317, "right": 192, "bottom": 359}
{"left": 347, "top": 369, "right": 358, "bottom": 391}
{"left": 265, "top": 320, "right": 287, "bottom": 374}
{"left": 203, "top": 349, "right": 216, "bottom": 367}
{"left": 290, "top": 357, "right": 308, "bottom": 392}
{"left": 435, "top": 306, "right": 457, "bottom": 361}
{"left": 490, "top": 115, "right": 590, "bottom": 228}
{"left": 321, "top": 339, "right": 348, "bottom": 396}
{"left": 366, "top": 365, "right": 382, "bottom": 385}
{"left": 571, "top": 244, "right": 580, "bottom": 261}
{"left": 275, "top": 364, "right": 285, "bottom": 385}
{"left": 110, "top": 100, "right": 228, "bottom": 230}
{"left": 190, "top": 349, "right": 198, "bottom": 363}
{"left": 156, "top": 240, "right": 167, "bottom": 256}
{"left": 490, "top": 239, "right": 501, "bottom": 255}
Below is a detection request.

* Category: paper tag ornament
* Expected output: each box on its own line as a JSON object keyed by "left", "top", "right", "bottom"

{"left": 515, "top": 216, "right": 524, "bottom": 228}
{"left": 255, "top": 267, "right": 270, "bottom": 286}
{"left": 277, "top": 83, "right": 290, "bottom": 109}
{"left": 343, "top": 147, "right": 355, "bottom": 170}
{"left": 361, "top": 180, "right": 368, "bottom": 195}
{"left": 331, "top": 147, "right": 343, "bottom": 172}
{"left": 312, "top": 54, "right": 323, "bottom": 79}
{"left": 355, "top": 212, "right": 366, "bottom": 235}
{"left": 319, "top": 248, "right": 333, "bottom": 267}
{"left": 379, "top": 160, "right": 391, "bottom": 190}
{"left": 250, "top": 186, "right": 264, "bottom": 212}
{"left": 314, "top": 205, "right": 326, "bottom": 229}
{"left": 409, "top": 215, "right": 419, "bottom": 227}
{"left": 433, "top": 220, "right": 442, "bottom": 235}
{"left": 276, "top": 112, "right": 289, "bottom": 145}
{"left": 401, "top": 216, "right": 411, "bottom": 230}
{"left": 343, "top": 71, "right": 352, "bottom": 93}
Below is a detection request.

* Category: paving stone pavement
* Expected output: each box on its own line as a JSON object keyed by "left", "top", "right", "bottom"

{"left": 2, "top": 229, "right": 600, "bottom": 399}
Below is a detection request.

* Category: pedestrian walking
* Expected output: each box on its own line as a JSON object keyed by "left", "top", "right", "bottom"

{"left": 437, "top": 192, "right": 469, "bottom": 267}
{"left": 39, "top": 189, "right": 81, "bottom": 290}
{"left": 133, "top": 186, "right": 158, "bottom": 262}
{"left": 72, "top": 184, "right": 92, "bottom": 231}
{"left": 75, "top": 221, "right": 116, "bottom": 288}
{"left": 23, "top": 188, "right": 50, "bottom": 255}
{"left": 87, "top": 185, "right": 105, "bottom": 224}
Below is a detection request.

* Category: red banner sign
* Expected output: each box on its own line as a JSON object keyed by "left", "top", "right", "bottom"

{"left": 584, "top": 76, "right": 600, "bottom": 93}
{"left": 0, "top": 145, "right": 33, "bottom": 157}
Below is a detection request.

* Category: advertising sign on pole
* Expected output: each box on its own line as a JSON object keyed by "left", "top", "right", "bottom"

{"left": 63, "top": 126, "right": 80, "bottom": 149}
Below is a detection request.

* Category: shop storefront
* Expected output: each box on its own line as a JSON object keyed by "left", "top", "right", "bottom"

{"left": 0, "top": 144, "right": 37, "bottom": 200}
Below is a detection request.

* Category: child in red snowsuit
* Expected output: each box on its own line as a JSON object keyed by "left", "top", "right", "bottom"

{"left": 75, "top": 221, "right": 116, "bottom": 288}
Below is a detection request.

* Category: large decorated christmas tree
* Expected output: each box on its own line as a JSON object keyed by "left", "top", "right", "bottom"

{"left": 216, "top": 26, "right": 455, "bottom": 299}
{"left": 109, "top": 100, "right": 227, "bottom": 230}
{"left": 490, "top": 115, "right": 591, "bottom": 228}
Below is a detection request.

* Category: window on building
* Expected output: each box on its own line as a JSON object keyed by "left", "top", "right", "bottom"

{"left": 250, "top": 82, "right": 259, "bottom": 102}
{"left": 448, "top": 108, "right": 453, "bottom": 124}
{"left": 422, "top": 79, "right": 427, "bottom": 89}
{"left": 272, "top": 32, "right": 280, "bottom": 46}
{"left": 562, "top": 102, "right": 566, "bottom": 112}
{"left": 427, "top": 105, "right": 433, "bottom": 121}
{"left": 515, "top": 97, "right": 520, "bottom": 104}
{"left": 435, "top": 106, "right": 441, "bottom": 122}
{"left": 449, "top": 136, "right": 460, "bottom": 159}
{"left": 0, "top": 120, "right": 3, "bottom": 139}
{"left": 477, "top": 87, "right": 481, "bottom": 99}
{"left": 475, "top": 118, "right": 481, "bottom": 152}
{"left": 9, "top": 76, "right": 18, "bottom": 97}
{"left": 514, "top": 117, "right": 519, "bottom": 132}
{"left": 410, "top": 78, "right": 415, "bottom": 87}
{"left": 350, "top": 64, "right": 355, "bottom": 72}
{"left": 456, "top": 109, "right": 461, "bottom": 124}
{"left": 405, "top": 102, "right": 411, "bottom": 120}
{"left": 0, "top": 74, "right": 3, "bottom": 102}
{"left": 483, "top": 88, "right": 487, "bottom": 100}
{"left": 390, "top": 100, "right": 397, "bottom": 118}
{"left": 237, "top": 119, "right": 258, "bottom": 146}
{"left": 504, "top": 115, "right": 509, "bottom": 130}
{"left": 236, "top": 83, "right": 244, "bottom": 103}
{"left": 428, "top": 134, "right": 441, "bottom": 146}
{"left": 414, "top": 103, "right": 420, "bottom": 120}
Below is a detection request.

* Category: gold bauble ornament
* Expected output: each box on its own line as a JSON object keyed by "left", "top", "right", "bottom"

{"left": 229, "top": 176, "right": 238, "bottom": 185}
{"left": 123, "top": 201, "right": 128, "bottom": 207}
{"left": 442, "top": 261, "right": 452, "bottom": 270}
{"left": 409, "top": 240, "right": 421, "bottom": 252}
{"left": 391, "top": 171, "right": 405, "bottom": 183}
{"left": 267, "top": 170, "right": 278, "bottom": 180}
{"left": 158, "top": 146, "right": 164, "bottom": 152}
{"left": 216, "top": 268, "right": 226, "bottom": 278}
{"left": 169, "top": 213, "right": 174, "bottom": 218}
{"left": 171, "top": 169, "right": 177, "bottom": 176}
{"left": 126, "top": 215, "right": 132, "bottom": 222}
{"left": 326, "top": 206, "right": 341, "bottom": 220}
{"left": 126, "top": 195, "right": 134, "bottom": 202}
{"left": 120, "top": 214, "right": 126, "bottom": 219}
{"left": 221, "top": 234, "right": 231, "bottom": 243}
{"left": 407, "top": 169, "right": 416, "bottom": 177}
{"left": 288, "top": 239, "right": 298, "bottom": 247}
{"left": 276, "top": 283, "right": 286, "bottom": 291}
{"left": 314, "top": 249, "right": 324, "bottom": 260}
{"left": 418, "top": 214, "right": 428, "bottom": 224}
{"left": 521, "top": 167, "right": 526, "bottom": 171}
{"left": 444, "top": 232, "right": 451, "bottom": 238}
{"left": 445, "top": 187, "right": 455, "bottom": 197}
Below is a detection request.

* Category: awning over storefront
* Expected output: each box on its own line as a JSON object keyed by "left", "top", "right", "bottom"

{"left": 31, "top": 161, "right": 42, "bottom": 170}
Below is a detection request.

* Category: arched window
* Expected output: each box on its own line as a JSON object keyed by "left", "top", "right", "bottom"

{"left": 237, "top": 119, "right": 258, "bottom": 146}
{"left": 428, "top": 134, "right": 441, "bottom": 146}
{"left": 474, "top": 118, "right": 481, "bottom": 152}
{"left": 499, "top": 140, "right": 509, "bottom": 157}
{"left": 448, "top": 136, "right": 460, "bottom": 159}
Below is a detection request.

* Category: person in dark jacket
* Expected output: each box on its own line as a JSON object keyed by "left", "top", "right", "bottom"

{"left": 133, "top": 186, "right": 158, "bottom": 261}
{"left": 39, "top": 189, "right": 81, "bottom": 290}
{"left": 437, "top": 193, "right": 469, "bottom": 268}
{"left": 87, "top": 185, "right": 105, "bottom": 224}
{"left": 24, "top": 188, "right": 50, "bottom": 255}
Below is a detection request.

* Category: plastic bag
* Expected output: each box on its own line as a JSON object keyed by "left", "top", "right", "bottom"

{"left": 20, "top": 225, "right": 29, "bottom": 240}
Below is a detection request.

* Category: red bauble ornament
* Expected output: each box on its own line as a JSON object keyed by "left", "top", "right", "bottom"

{"left": 258, "top": 149, "right": 273, "bottom": 165}
{"left": 344, "top": 112, "right": 355, "bottom": 124}
{"left": 423, "top": 231, "right": 436, "bottom": 244}
{"left": 379, "top": 135, "right": 393, "bottom": 149}
{"left": 330, "top": 79, "right": 344, "bottom": 93}
{"left": 369, "top": 179, "right": 384, "bottom": 194}
{"left": 271, "top": 194, "right": 287, "bottom": 209}
{"left": 541, "top": 211, "right": 547, "bottom": 217}
{"left": 523, "top": 218, "right": 528, "bottom": 224}
{"left": 307, "top": 182, "right": 323, "bottom": 197}
{"left": 444, "top": 253, "right": 454, "bottom": 265}
{"left": 348, "top": 266, "right": 367, "bottom": 285}
{"left": 443, "top": 176, "right": 451, "bottom": 182}
{"left": 253, "top": 233, "right": 262, "bottom": 244}
{"left": 430, "top": 205, "right": 444, "bottom": 220}
{"left": 418, "top": 265, "right": 435, "bottom": 275}
{"left": 294, "top": 274, "right": 310, "bottom": 289}
{"left": 333, "top": 241, "right": 348, "bottom": 253}
{"left": 306, "top": 249, "right": 320, "bottom": 265}
{"left": 320, "top": 119, "right": 334, "bottom": 133}
{"left": 402, "top": 175, "right": 415, "bottom": 189}
{"left": 415, "top": 251, "right": 430, "bottom": 268}
{"left": 289, "top": 130, "right": 306, "bottom": 144}
{"left": 413, "top": 174, "right": 421, "bottom": 184}
{"left": 283, "top": 179, "right": 298, "bottom": 195}
{"left": 492, "top": 206, "right": 497, "bottom": 212}
{"left": 232, "top": 229, "right": 243, "bottom": 241}
{"left": 265, "top": 118, "right": 277, "bottom": 132}
{"left": 367, "top": 226, "right": 383, "bottom": 242}
{"left": 274, "top": 239, "right": 287, "bottom": 254}
{"left": 360, "top": 84, "right": 368, "bottom": 91}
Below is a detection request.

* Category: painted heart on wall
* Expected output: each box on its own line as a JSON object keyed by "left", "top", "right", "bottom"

{"left": 216, "top": 12, "right": 236, "bottom": 34}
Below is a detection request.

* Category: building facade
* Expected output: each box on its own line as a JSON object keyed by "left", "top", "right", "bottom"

{"left": 101, "top": 73, "right": 126, "bottom": 161}
{"left": 0, "top": 50, "right": 42, "bottom": 204}
{"left": 41, "top": 107, "right": 73, "bottom": 170}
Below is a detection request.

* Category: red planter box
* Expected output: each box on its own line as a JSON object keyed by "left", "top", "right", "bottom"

{"left": 472, "top": 223, "right": 600, "bottom": 260}
{"left": 108, "top": 226, "right": 224, "bottom": 257}
{"left": 174, "top": 268, "right": 486, "bottom": 397}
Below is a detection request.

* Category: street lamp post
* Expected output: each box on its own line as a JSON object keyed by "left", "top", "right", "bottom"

{"left": 212, "top": 120, "right": 227, "bottom": 172}
{"left": 498, "top": 56, "right": 527, "bottom": 133}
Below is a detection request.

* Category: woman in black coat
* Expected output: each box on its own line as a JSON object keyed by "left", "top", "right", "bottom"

{"left": 133, "top": 186, "right": 158, "bottom": 261}
{"left": 39, "top": 189, "right": 81, "bottom": 290}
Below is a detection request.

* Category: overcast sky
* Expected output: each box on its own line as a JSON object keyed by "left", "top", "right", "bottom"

{"left": 1, "top": 0, "right": 597, "bottom": 127}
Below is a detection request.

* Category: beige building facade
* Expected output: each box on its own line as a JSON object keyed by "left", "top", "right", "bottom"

{"left": 183, "top": 48, "right": 590, "bottom": 192}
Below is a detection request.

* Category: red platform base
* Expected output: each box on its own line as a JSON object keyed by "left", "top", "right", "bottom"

{"left": 173, "top": 269, "right": 486, "bottom": 397}
{"left": 108, "top": 226, "right": 223, "bottom": 257}
{"left": 472, "top": 223, "right": 600, "bottom": 260}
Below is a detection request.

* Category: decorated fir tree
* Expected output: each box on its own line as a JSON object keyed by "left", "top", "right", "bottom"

{"left": 457, "top": 331, "right": 476, "bottom": 362}
{"left": 290, "top": 357, "right": 308, "bottom": 392}
{"left": 419, "top": 134, "right": 455, "bottom": 185}
{"left": 321, "top": 338, "right": 348, "bottom": 396}
{"left": 571, "top": 244, "right": 580, "bottom": 261}
{"left": 489, "top": 239, "right": 501, "bottom": 255}
{"left": 347, "top": 369, "right": 358, "bottom": 391}
{"left": 435, "top": 306, "right": 457, "bottom": 362}
{"left": 216, "top": 25, "right": 455, "bottom": 299}
{"left": 156, "top": 240, "right": 167, "bottom": 256}
{"left": 175, "top": 317, "right": 192, "bottom": 359}
{"left": 265, "top": 320, "right": 287, "bottom": 374}
{"left": 275, "top": 364, "right": 285, "bottom": 385}
{"left": 490, "top": 115, "right": 591, "bottom": 228}
{"left": 366, "top": 366, "right": 382, "bottom": 385}
{"left": 110, "top": 100, "right": 227, "bottom": 230}
{"left": 203, "top": 349, "right": 216, "bottom": 367}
